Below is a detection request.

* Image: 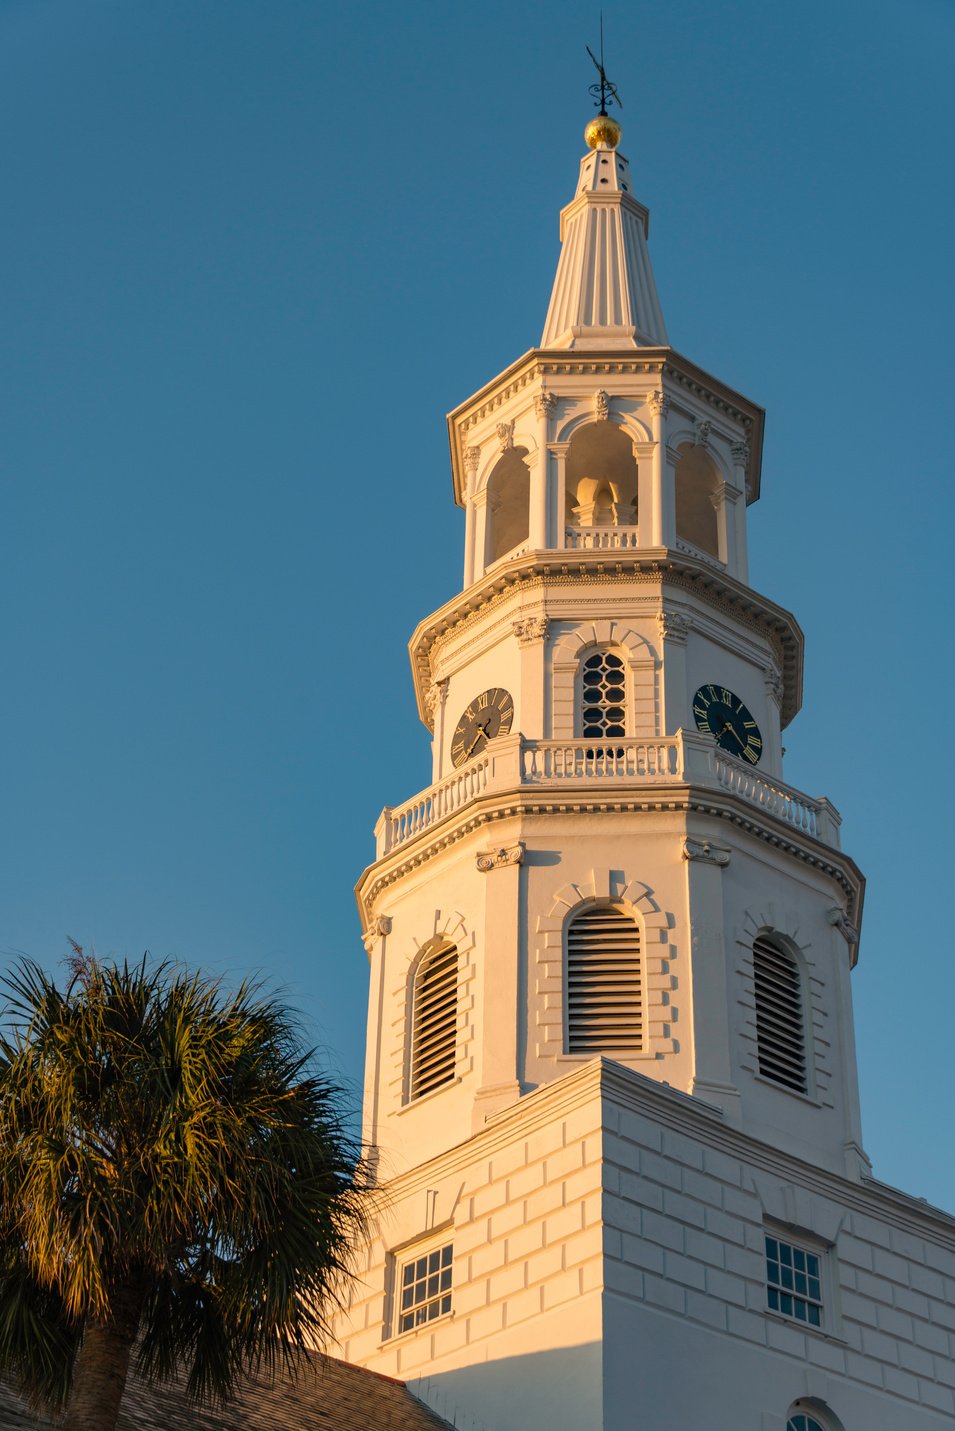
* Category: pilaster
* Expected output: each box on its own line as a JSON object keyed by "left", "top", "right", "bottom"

{"left": 682, "top": 840, "right": 741, "bottom": 1125}
{"left": 472, "top": 841, "right": 525, "bottom": 1128}
{"left": 533, "top": 392, "right": 557, "bottom": 549}
{"left": 360, "top": 914, "right": 393, "bottom": 1169}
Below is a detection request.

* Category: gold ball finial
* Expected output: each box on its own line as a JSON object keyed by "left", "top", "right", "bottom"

{"left": 584, "top": 113, "right": 622, "bottom": 150}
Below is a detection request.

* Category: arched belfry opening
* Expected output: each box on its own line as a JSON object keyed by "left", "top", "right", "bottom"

{"left": 565, "top": 422, "right": 638, "bottom": 528}
{"left": 674, "top": 442, "right": 722, "bottom": 558}
{"left": 485, "top": 448, "right": 530, "bottom": 564}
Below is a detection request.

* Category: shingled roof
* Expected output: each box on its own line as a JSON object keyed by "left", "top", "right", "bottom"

{"left": 0, "top": 1354, "right": 454, "bottom": 1431}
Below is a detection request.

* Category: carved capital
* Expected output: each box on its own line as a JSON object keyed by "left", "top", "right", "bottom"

{"left": 476, "top": 842, "right": 525, "bottom": 873}
{"left": 693, "top": 418, "right": 712, "bottom": 448}
{"left": 646, "top": 389, "right": 670, "bottom": 417}
{"left": 658, "top": 609, "right": 692, "bottom": 643}
{"left": 362, "top": 915, "right": 392, "bottom": 952}
{"left": 425, "top": 677, "right": 449, "bottom": 720}
{"left": 535, "top": 390, "right": 557, "bottom": 419}
{"left": 763, "top": 664, "right": 784, "bottom": 703}
{"left": 496, "top": 420, "right": 514, "bottom": 452}
{"left": 827, "top": 907, "right": 859, "bottom": 945}
{"left": 730, "top": 440, "right": 750, "bottom": 467}
{"left": 464, "top": 445, "right": 481, "bottom": 476}
{"left": 594, "top": 389, "right": 610, "bottom": 421}
{"left": 683, "top": 838, "right": 731, "bottom": 867}
{"left": 512, "top": 616, "right": 549, "bottom": 646}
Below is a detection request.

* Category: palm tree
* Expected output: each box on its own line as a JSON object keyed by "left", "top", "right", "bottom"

{"left": 0, "top": 950, "right": 368, "bottom": 1431}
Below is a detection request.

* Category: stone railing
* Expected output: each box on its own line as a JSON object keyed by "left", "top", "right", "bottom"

{"left": 522, "top": 738, "right": 680, "bottom": 781}
{"left": 564, "top": 525, "right": 640, "bottom": 550}
{"left": 374, "top": 731, "right": 841, "bottom": 857}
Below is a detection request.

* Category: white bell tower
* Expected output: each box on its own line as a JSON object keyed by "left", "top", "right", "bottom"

{"left": 336, "top": 108, "right": 955, "bottom": 1431}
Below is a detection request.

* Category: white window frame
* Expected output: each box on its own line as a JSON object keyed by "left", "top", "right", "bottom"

{"left": 764, "top": 1226, "right": 828, "bottom": 1330}
{"left": 389, "top": 1235, "right": 454, "bottom": 1338}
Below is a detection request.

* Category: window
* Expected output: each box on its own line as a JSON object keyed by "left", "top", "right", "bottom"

{"left": 566, "top": 904, "right": 642, "bottom": 1054}
{"left": 788, "top": 1418, "right": 826, "bottom": 1431}
{"left": 397, "top": 1242, "right": 453, "bottom": 1333}
{"left": 753, "top": 934, "right": 808, "bottom": 1093}
{"left": 581, "top": 649, "right": 627, "bottom": 738}
{"left": 766, "top": 1232, "right": 823, "bottom": 1327}
{"left": 410, "top": 942, "right": 458, "bottom": 1099}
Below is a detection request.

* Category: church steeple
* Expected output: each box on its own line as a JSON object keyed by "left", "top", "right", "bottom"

{"left": 540, "top": 116, "right": 668, "bottom": 350}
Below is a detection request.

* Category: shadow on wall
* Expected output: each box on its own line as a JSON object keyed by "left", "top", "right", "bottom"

{"left": 407, "top": 1340, "right": 601, "bottom": 1431}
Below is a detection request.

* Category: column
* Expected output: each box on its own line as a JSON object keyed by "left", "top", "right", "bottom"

{"left": 633, "top": 440, "right": 655, "bottom": 547}
{"left": 645, "top": 389, "right": 673, "bottom": 547}
{"left": 532, "top": 391, "right": 556, "bottom": 549}
{"left": 548, "top": 442, "right": 570, "bottom": 548}
{"left": 472, "top": 842, "right": 524, "bottom": 1130}
{"left": 682, "top": 841, "right": 742, "bottom": 1126}
{"left": 730, "top": 440, "right": 750, "bottom": 583}
{"left": 360, "top": 914, "right": 393, "bottom": 1179}
{"left": 462, "top": 445, "right": 481, "bottom": 587}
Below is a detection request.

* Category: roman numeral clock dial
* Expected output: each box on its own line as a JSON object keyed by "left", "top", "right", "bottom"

{"left": 450, "top": 688, "right": 514, "bottom": 768}
{"left": 692, "top": 684, "right": 763, "bottom": 765}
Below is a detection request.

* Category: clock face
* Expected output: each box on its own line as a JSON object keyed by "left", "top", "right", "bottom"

{"left": 692, "top": 684, "right": 763, "bottom": 765}
{"left": 450, "top": 688, "right": 514, "bottom": 767}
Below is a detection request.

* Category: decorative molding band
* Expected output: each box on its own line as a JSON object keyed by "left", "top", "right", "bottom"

{"left": 683, "top": 838, "right": 731, "bottom": 867}
{"left": 827, "top": 906, "right": 860, "bottom": 946}
{"left": 512, "top": 615, "right": 549, "bottom": 646}
{"left": 594, "top": 389, "right": 610, "bottom": 421}
{"left": 476, "top": 842, "right": 525, "bottom": 873}
{"left": 361, "top": 914, "right": 392, "bottom": 952}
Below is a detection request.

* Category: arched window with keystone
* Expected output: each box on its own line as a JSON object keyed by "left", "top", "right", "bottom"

{"left": 579, "top": 648, "right": 627, "bottom": 739}
{"left": 409, "top": 941, "right": 458, "bottom": 1100}
{"left": 752, "top": 932, "right": 809, "bottom": 1094}
{"left": 565, "top": 903, "right": 643, "bottom": 1056}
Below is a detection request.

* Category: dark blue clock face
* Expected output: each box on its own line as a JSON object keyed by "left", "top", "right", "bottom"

{"left": 692, "top": 684, "right": 763, "bottom": 765}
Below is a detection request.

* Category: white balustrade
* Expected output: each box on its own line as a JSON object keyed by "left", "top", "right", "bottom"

{"left": 564, "top": 525, "right": 641, "bottom": 551}
{"left": 376, "top": 734, "right": 837, "bottom": 856}
{"left": 713, "top": 754, "right": 821, "bottom": 838}
{"left": 521, "top": 738, "right": 681, "bottom": 781}
{"left": 380, "top": 756, "right": 490, "bottom": 854}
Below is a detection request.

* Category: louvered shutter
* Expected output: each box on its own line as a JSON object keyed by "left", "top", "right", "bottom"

{"left": 753, "top": 935, "right": 807, "bottom": 1092}
{"left": 410, "top": 943, "right": 458, "bottom": 1098}
{"left": 566, "top": 905, "right": 642, "bottom": 1053}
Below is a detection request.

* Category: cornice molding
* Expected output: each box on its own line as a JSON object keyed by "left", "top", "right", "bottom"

{"left": 356, "top": 781, "right": 864, "bottom": 940}
{"left": 374, "top": 1058, "right": 955, "bottom": 1251}
{"left": 411, "top": 548, "right": 802, "bottom": 729}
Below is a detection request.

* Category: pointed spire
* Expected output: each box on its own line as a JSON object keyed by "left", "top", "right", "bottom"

{"left": 541, "top": 117, "right": 668, "bottom": 351}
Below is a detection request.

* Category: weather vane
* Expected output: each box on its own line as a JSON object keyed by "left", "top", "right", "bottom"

{"left": 586, "top": 15, "right": 622, "bottom": 116}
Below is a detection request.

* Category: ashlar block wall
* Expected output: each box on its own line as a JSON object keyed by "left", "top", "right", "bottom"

{"left": 334, "top": 1059, "right": 955, "bottom": 1431}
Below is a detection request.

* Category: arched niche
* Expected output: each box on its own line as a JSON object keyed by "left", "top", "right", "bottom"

{"left": 485, "top": 447, "right": 530, "bottom": 564}
{"left": 674, "top": 442, "right": 721, "bottom": 558}
{"left": 565, "top": 422, "right": 638, "bottom": 527}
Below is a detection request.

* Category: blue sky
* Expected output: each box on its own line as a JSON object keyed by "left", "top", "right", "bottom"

{"left": 2, "top": 0, "right": 953, "bottom": 1208}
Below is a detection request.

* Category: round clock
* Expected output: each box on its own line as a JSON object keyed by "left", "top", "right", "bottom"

{"left": 692, "top": 684, "right": 763, "bottom": 765}
{"left": 450, "top": 688, "right": 514, "bottom": 767}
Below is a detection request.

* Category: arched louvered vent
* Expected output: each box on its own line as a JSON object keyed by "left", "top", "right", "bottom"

{"left": 566, "top": 905, "right": 642, "bottom": 1054}
{"left": 753, "top": 935, "right": 807, "bottom": 1093}
{"left": 410, "top": 943, "right": 458, "bottom": 1099}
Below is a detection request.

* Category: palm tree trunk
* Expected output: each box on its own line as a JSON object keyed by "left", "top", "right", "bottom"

{"left": 63, "top": 1278, "right": 145, "bottom": 1431}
